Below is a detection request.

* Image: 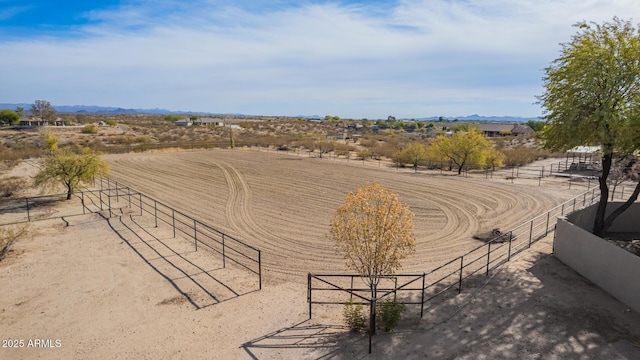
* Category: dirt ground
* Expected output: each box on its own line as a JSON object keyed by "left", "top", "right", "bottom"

{"left": 102, "top": 148, "right": 587, "bottom": 283}
{"left": 1, "top": 149, "right": 640, "bottom": 359}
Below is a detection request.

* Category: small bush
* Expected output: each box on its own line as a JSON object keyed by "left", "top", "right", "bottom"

{"left": 343, "top": 298, "right": 367, "bottom": 332}
{"left": 502, "top": 146, "right": 551, "bottom": 166}
{"left": 81, "top": 124, "right": 97, "bottom": 134}
{"left": 376, "top": 297, "right": 405, "bottom": 332}
{"left": 0, "top": 224, "right": 29, "bottom": 260}
{"left": 0, "top": 176, "right": 28, "bottom": 198}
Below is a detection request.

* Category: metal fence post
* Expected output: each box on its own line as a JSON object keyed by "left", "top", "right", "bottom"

{"left": 99, "top": 191, "right": 103, "bottom": 210}
{"left": 108, "top": 193, "right": 112, "bottom": 218}
{"left": 486, "top": 242, "right": 491, "bottom": 276}
{"left": 154, "top": 200, "right": 158, "bottom": 227}
{"left": 545, "top": 212, "right": 550, "bottom": 235}
{"left": 115, "top": 182, "right": 119, "bottom": 203}
{"left": 194, "top": 219, "right": 198, "bottom": 251}
{"left": 308, "top": 273, "right": 312, "bottom": 319}
{"left": 222, "top": 234, "right": 226, "bottom": 268}
{"left": 25, "top": 198, "right": 30, "bottom": 222}
{"left": 420, "top": 273, "right": 426, "bottom": 318}
{"left": 82, "top": 192, "right": 86, "bottom": 214}
{"left": 508, "top": 231, "right": 513, "bottom": 260}
{"left": 258, "top": 250, "right": 262, "bottom": 290}
{"left": 458, "top": 257, "right": 463, "bottom": 293}
{"left": 172, "top": 209, "right": 176, "bottom": 238}
{"left": 128, "top": 187, "right": 131, "bottom": 208}
{"left": 350, "top": 276, "right": 354, "bottom": 300}
{"left": 139, "top": 193, "right": 142, "bottom": 216}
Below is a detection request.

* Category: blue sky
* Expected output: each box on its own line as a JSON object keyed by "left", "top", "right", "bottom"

{"left": 1, "top": 1, "right": 639, "bottom": 119}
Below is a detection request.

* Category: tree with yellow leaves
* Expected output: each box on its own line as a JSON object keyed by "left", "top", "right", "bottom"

{"left": 329, "top": 183, "right": 416, "bottom": 335}
{"left": 430, "top": 130, "right": 494, "bottom": 174}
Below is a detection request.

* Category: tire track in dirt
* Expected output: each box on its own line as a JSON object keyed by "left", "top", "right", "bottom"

{"left": 105, "top": 150, "right": 582, "bottom": 282}
{"left": 215, "top": 160, "right": 340, "bottom": 280}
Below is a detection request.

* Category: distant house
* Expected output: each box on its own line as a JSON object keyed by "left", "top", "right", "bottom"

{"left": 193, "top": 117, "right": 224, "bottom": 126}
{"left": 478, "top": 123, "right": 534, "bottom": 137}
{"left": 175, "top": 117, "right": 225, "bottom": 126}
{"left": 175, "top": 118, "right": 193, "bottom": 126}
{"left": 19, "top": 117, "right": 65, "bottom": 127}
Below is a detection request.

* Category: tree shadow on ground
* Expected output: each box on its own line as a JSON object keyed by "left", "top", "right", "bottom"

{"left": 240, "top": 320, "right": 349, "bottom": 360}
{"left": 245, "top": 251, "right": 640, "bottom": 359}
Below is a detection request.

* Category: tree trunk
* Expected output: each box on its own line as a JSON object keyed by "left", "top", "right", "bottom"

{"left": 601, "top": 181, "right": 640, "bottom": 234}
{"left": 593, "top": 152, "right": 612, "bottom": 236}
{"left": 66, "top": 183, "right": 73, "bottom": 200}
{"left": 369, "top": 284, "right": 377, "bottom": 336}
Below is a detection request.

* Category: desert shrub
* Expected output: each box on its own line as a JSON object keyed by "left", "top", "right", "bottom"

{"left": 164, "top": 114, "right": 181, "bottom": 122}
{"left": 104, "top": 119, "right": 117, "bottom": 126}
{"left": 0, "top": 176, "right": 28, "bottom": 198}
{"left": 356, "top": 149, "right": 372, "bottom": 160}
{"left": 334, "top": 143, "right": 355, "bottom": 156}
{"left": 135, "top": 135, "right": 154, "bottom": 144}
{"left": 376, "top": 297, "right": 405, "bottom": 332}
{"left": 343, "top": 298, "right": 367, "bottom": 332}
{"left": 81, "top": 124, "right": 97, "bottom": 134}
{"left": 502, "top": 146, "right": 551, "bottom": 166}
{"left": 0, "top": 224, "right": 29, "bottom": 260}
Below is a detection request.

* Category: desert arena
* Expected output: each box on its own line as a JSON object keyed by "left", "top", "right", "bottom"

{"left": 4, "top": 148, "right": 639, "bottom": 359}
{"left": 104, "top": 148, "right": 582, "bottom": 283}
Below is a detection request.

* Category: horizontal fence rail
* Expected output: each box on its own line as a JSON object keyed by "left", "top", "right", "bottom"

{"left": 0, "top": 178, "right": 262, "bottom": 290}
{"left": 97, "top": 176, "right": 262, "bottom": 289}
{"left": 307, "top": 184, "right": 619, "bottom": 323}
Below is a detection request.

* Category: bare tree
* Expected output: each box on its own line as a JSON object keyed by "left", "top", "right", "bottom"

{"left": 31, "top": 100, "right": 57, "bottom": 123}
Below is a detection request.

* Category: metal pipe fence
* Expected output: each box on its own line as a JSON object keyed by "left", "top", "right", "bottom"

{"left": 98, "top": 177, "right": 262, "bottom": 289}
{"left": 307, "top": 185, "right": 608, "bottom": 327}
{"left": 0, "top": 179, "right": 262, "bottom": 290}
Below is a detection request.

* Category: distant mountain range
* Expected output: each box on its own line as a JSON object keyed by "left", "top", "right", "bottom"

{"left": 0, "top": 103, "right": 198, "bottom": 115}
{"left": 0, "top": 103, "right": 538, "bottom": 122}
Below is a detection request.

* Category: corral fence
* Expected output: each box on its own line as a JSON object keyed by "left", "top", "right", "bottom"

{"left": 96, "top": 140, "right": 602, "bottom": 186}
{"left": 0, "top": 188, "right": 123, "bottom": 225}
{"left": 97, "top": 177, "right": 262, "bottom": 289}
{"left": 307, "top": 185, "right": 623, "bottom": 353}
{"left": 251, "top": 145, "right": 601, "bottom": 184}
{"left": 0, "top": 179, "right": 262, "bottom": 290}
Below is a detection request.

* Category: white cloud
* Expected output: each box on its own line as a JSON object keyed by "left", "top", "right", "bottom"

{"left": 1, "top": 0, "right": 639, "bottom": 118}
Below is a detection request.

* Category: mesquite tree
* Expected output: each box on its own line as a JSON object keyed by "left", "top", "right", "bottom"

{"left": 538, "top": 18, "right": 640, "bottom": 236}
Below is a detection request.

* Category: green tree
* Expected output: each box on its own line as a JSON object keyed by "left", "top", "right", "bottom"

{"left": 35, "top": 145, "right": 109, "bottom": 200}
{"left": 329, "top": 183, "right": 416, "bottom": 336}
{"left": 15, "top": 107, "right": 24, "bottom": 119}
{"left": 31, "top": 100, "right": 57, "bottom": 122}
{"left": 450, "top": 123, "right": 482, "bottom": 133}
{"left": 0, "top": 109, "right": 20, "bottom": 125}
{"left": 397, "top": 142, "right": 429, "bottom": 173}
{"left": 525, "top": 120, "right": 545, "bottom": 133}
{"left": 430, "top": 130, "right": 494, "bottom": 174}
{"left": 538, "top": 18, "right": 640, "bottom": 236}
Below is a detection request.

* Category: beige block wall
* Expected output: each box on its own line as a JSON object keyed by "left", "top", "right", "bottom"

{"left": 555, "top": 218, "right": 640, "bottom": 313}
